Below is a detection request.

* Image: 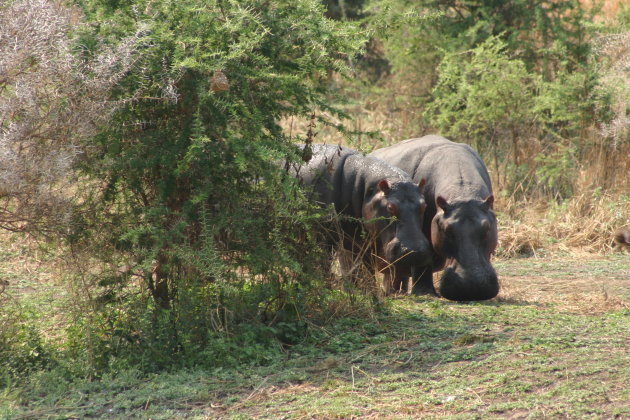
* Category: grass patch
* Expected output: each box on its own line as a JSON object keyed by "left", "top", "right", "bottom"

{"left": 1, "top": 227, "right": 628, "bottom": 418}
{"left": 2, "top": 290, "right": 628, "bottom": 419}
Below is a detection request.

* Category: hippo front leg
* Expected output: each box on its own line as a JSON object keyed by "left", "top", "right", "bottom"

{"left": 382, "top": 269, "right": 394, "bottom": 295}
{"left": 410, "top": 266, "right": 437, "bottom": 296}
{"left": 383, "top": 268, "right": 410, "bottom": 295}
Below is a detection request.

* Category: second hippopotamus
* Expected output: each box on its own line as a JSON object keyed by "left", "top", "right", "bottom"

{"left": 291, "top": 144, "right": 432, "bottom": 294}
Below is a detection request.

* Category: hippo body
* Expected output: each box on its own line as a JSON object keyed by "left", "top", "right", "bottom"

{"left": 292, "top": 144, "right": 432, "bottom": 294}
{"left": 369, "top": 135, "right": 499, "bottom": 301}
{"left": 614, "top": 228, "right": 630, "bottom": 249}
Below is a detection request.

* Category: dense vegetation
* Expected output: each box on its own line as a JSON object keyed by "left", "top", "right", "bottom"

{"left": 1, "top": 0, "right": 628, "bottom": 412}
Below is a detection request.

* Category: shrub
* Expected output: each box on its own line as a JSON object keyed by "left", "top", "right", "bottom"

{"left": 0, "top": 0, "right": 143, "bottom": 234}
{"left": 0, "top": 302, "right": 56, "bottom": 386}
{"left": 424, "top": 36, "right": 538, "bottom": 187}
{"left": 57, "top": 0, "right": 366, "bottom": 373}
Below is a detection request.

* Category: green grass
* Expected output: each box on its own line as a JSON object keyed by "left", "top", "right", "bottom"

{"left": 1, "top": 245, "right": 629, "bottom": 419}
{"left": 2, "top": 296, "right": 628, "bottom": 418}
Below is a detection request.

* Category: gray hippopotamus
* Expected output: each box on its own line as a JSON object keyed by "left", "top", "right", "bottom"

{"left": 291, "top": 144, "right": 432, "bottom": 294}
{"left": 614, "top": 227, "right": 630, "bottom": 249}
{"left": 369, "top": 135, "right": 499, "bottom": 301}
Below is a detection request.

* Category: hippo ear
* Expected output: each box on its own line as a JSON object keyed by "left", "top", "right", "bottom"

{"left": 484, "top": 194, "right": 494, "bottom": 210}
{"left": 436, "top": 195, "right": 449, "bottom": 211}
{"left": 417, "top": 178, "right": 426, "bottom": 192}
{"left": 377, "top": 179, "right": 391, "bottom": 194}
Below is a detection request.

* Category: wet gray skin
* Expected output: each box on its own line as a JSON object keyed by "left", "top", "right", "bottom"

{"left": 431, "top": 198, "right": 498, "bottom": 301}
{"left": 370, "top": 135, "right": 500, "bottom": 301}
{"left": 290, "top": 144, "right": 432, "bottom": 290}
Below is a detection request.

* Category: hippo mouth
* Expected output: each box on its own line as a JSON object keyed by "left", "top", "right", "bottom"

{"left": 384, "top": 239, "right": 433, "bottom": 270}
{"left": 438, "top": 258, "right": 499, "bottom": 301}
{"left": 384, "top": 249, "right": 432, "bottom": 272}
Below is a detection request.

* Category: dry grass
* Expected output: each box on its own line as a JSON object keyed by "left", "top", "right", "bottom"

{"left": 280, "top": 88, "right": 423, "bottom": 153}
{"left": 496, "top": 187, "right": 629, "bottom": 257}
{"left": 559, "top": 292, "right": 630, "bottom": 314}
{"left": 499, "top": 275, "right": 630, "bottom": 315}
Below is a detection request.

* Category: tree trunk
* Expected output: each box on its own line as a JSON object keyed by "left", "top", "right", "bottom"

{"left": 150, "top": 249, "right": 171, "bottom": 309}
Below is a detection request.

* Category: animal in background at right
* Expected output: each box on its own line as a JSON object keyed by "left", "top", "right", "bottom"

{"left": 614, "top": 227, "right": 630, "bottom": 249}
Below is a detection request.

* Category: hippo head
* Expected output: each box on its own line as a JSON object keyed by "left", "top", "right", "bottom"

{"left": 362, "top": 179, "right": 432, "bottom": 271}
{"left": 431, "top": 195, "right": 499, "bottom": 301}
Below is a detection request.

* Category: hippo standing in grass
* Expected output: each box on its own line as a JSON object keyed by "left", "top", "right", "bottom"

{"left": 291, "top": 144, "right": 432, "bottom": 294}
{"left": 369, "top": 135, "right": 499, "bottom": 301}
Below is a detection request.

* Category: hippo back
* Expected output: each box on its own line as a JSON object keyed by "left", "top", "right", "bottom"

{"left": 370, "top": 135, "right": 492, "bottom": 216}
{"left": 295, "top": 144, "right": 415, "bottom": 218}
{"left": 294, "top": 144, "right": 360, "bottom": 215}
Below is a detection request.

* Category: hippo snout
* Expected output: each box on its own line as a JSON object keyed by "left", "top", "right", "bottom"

{"left": 386, "top": 238, "right": 432, "bottom": 268}
{"left": 439, "top": 265, "right": 499, "bottom": 301}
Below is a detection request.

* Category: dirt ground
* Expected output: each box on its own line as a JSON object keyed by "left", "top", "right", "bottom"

{"left": 491, "top": 252, "right": 630, "bottom": 313}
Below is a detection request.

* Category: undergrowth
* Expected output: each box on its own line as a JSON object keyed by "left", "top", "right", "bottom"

{"left": 2, "top": 282, "right": 628, "bottom": 419}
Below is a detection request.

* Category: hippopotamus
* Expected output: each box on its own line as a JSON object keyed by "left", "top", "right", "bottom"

{"left": 614, "top": 227, "right": 630, "bottom": 249}
{"left": 369, "top": 135, "right": 499, "bottom": 301}
{"left": 291, "top": 144, "right": 432, "bottom": 294}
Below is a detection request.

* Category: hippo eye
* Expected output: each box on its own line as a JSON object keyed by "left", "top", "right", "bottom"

{"left": 386, "top": 203, "right": 398, "bottom": 216}
{"left": 480, "top": 220, "right": 491, "bottom": 237}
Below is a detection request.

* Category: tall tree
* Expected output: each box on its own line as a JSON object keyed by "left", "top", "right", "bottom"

{"left": 377, "top": 0, "right": 596, "bottom": 98}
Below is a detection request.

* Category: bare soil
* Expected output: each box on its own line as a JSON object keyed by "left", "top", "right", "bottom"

{"left": 493, "top": 252, "right": 630, "bottom": 313}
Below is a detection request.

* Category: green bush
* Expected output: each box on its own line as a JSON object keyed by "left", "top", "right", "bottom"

{"left": 376, "top": 0, "right": 595, "bottom": 92}
{"left": 362, "top": 0, "right": 615, "bottom": 198}
{"left": 0, "top": 303, "right": 57, "bottom": 386}
{"left": 54, "top": 0, "right": 367, "bottom": 374}
{"left": 423, "top": 32, "right": 616, "bottom": 198}
{"left": 424, "top": 36, "right": 538, "bottom": 184}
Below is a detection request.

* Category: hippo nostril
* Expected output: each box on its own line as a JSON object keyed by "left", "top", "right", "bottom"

{"left": 439, "top": 267, "right": 499, "bottom": 301}
{"left": 386, "top": 238, "right": 432, "bottom": 267}
{"left": 397, "top": 247, "right": 432, "bottom": 267}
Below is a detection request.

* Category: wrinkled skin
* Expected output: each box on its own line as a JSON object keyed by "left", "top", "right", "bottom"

{"left": 290, "top": 144, "right": 432, "bottom": 294}
{"left": 369, "top": 135, "right": 499, "bottom": 301}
